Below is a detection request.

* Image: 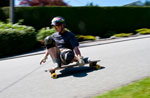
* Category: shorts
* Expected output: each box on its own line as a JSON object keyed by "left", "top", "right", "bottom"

{"left": 60, "top": 49, "right": 75, "bottom": 65}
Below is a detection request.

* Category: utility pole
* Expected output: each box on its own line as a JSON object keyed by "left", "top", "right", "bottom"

{"left": 10, "top": 0, "right": 15, "bottom": 24}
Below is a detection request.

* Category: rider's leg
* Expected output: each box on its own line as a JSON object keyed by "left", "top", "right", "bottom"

{"left": 44, "top": 36, "right": 62, "bottom": 67}
{"left": 47, "top": 46, "right": 61, "bottom": 67}
{"left": 59, "top": 49, "right": 87, "bottom": 64}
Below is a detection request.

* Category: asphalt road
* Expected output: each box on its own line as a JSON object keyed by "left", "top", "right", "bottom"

{"left": 0, "top": 35, "right": 150, "bottom": 98}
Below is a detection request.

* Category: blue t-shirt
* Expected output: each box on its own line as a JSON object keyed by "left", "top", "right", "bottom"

{"left": 52, "top": 31, "right": 79, "bottom": 50}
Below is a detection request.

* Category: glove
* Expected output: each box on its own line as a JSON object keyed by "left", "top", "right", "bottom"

{"left": 40, "top": 56, "right": 47, "bottom": 65}
{"left": 77, "top": 56, "right": 85, "bottom": 66}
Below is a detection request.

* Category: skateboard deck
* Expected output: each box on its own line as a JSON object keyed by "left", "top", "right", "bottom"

{"left": 45, "top": 59, "right": 101, "bottom": 79}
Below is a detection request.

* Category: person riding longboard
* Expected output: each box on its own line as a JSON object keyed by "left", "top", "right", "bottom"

{"left": 40, "top": 16, "right": 85, "bottom": 71}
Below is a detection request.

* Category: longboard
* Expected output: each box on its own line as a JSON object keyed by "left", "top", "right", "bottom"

{"left": 45, "top": 59, "right": 101, "bottom": 79}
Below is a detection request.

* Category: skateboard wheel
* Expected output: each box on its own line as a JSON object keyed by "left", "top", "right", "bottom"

{"left": 51, "top": 73, "right": 57, "bottom": 79}
{"left": 95, "top": 65, "right": 101, "bottom": 69}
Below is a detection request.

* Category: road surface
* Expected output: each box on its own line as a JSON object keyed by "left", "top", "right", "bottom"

{"left": 0, "top": 35, "right": 150, "bottom": 98}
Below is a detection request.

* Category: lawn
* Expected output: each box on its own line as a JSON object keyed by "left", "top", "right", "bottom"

{"left": 93, "top": 77, "right": 150, "bottom": 98}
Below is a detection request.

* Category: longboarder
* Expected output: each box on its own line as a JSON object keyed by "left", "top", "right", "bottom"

{"left": 40, "top": 17, "right": 85, "bottom": 67}
{"left": 40, "top": 16, "right": 100, "bottom": 78}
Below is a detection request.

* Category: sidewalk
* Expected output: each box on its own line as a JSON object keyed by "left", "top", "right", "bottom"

{"left": 0, "top": 34, "right": 150, "bottom": 61}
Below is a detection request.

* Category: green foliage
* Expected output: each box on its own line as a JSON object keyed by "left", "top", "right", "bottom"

{"left": 0, "top": 0, "right": 9, "bottom": 7}
{"left": 0, "top": 7, "right": 7, "bottom": 22}
{"left": 144, "top": 0, "right": 150, "bottom": 6}
{"left": 37, "top": 27, "right": 71, "bottom": 41}
{"left": 136, "top": 28, "right": 150, "bottom": 34}
{"left": 1, "top": 6, "right": 150, "bottom": 38}
{"left": 113, "top": 33, "right": 133, "bottom": 37}
{"left": 94, "top": 77, "right": 150, "bottom": 98}
{"left": 37, "top": 27, "right": 56, "bottom": 41}
{"left": 0, "top": 21, "right": 37, "bottom": 57}
{"left": 76, "top": 35, "right": 96, "bottom": 42}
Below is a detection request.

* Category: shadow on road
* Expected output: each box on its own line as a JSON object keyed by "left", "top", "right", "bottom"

{"left": 57, "top": 66, "right": 105, "bottom": 78}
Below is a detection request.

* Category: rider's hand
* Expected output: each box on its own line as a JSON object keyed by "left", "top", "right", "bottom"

{"left": 40, "top": 57, "right": 47, "bottom": 65}
{"left": 77, "top": 56, "right": 85, "bottom": 66}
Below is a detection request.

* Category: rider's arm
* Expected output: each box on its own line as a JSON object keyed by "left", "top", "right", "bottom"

{"left": 68, "top": 32, "right": 84, "bottom": 65}
{"left": 73, "top": 46, "right": 81, "bottom": 57}
{"left": 44, "top": 50, "right": 49, "bottom": 59}
{"left": 40, "top": 50, "right": 49, "bottom": 64}
{"left": 74, "top": 46, "right": 85, "bottom": 65}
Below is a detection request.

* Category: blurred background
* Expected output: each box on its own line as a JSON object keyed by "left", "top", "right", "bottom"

{"left": 1, "top": 0, "right": 150, "bottom": 7}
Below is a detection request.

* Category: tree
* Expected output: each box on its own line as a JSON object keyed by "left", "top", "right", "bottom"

{"left": 144, "top": 0, "right": 150, "bottom": 6}
{"left": 0, "top": 0, "right": 9, "bottom": 7}
{"left": 18, "top": 0, "right": 68, "bottom": 6}
{"left": 86, "top": 2, "right": 98, "bottom": 7}
{"left": 124, "top": 0, "right": 143, "bottom": 6}
{"left": 124, "top": 0, "right": 150, "bottom": 6}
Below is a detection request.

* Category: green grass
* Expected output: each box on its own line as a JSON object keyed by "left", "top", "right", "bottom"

{"left": 93, "top": 77, "right": 150, "bottom": 98}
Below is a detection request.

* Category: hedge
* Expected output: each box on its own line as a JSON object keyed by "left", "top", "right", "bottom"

{"left": 0, "top": 7, "right": 7, "bottom": 21}
{"left": 1, "top": 6, "right": 150, "bottom": 37}
{"left": 0, "top": 22, "right": 37, "bottom": 57}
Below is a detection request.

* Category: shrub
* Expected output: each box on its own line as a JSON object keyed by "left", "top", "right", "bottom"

{"left": 113, "top": 33, "right": 133, "bottom": 37}
{"left": 0, "top": 21, "right": 37, "bottom": 57}
{"left": 36, "top": 27, "right": 71, "bottom": 41}
{"left": 2, "top": 6, "right": 150, "bottom": 38}
{"left": 36, "top": 27, "right": 56, "bottom": 41}
{"left": 136, "top": 28, "right": 150, "bottom": 34}
{"left": 76, "top": 35, "right": 96, "bottom": 42}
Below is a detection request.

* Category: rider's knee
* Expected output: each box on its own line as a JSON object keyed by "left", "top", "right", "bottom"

{"left": 44, "top": 36, "right": 56, "bottom": 49}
